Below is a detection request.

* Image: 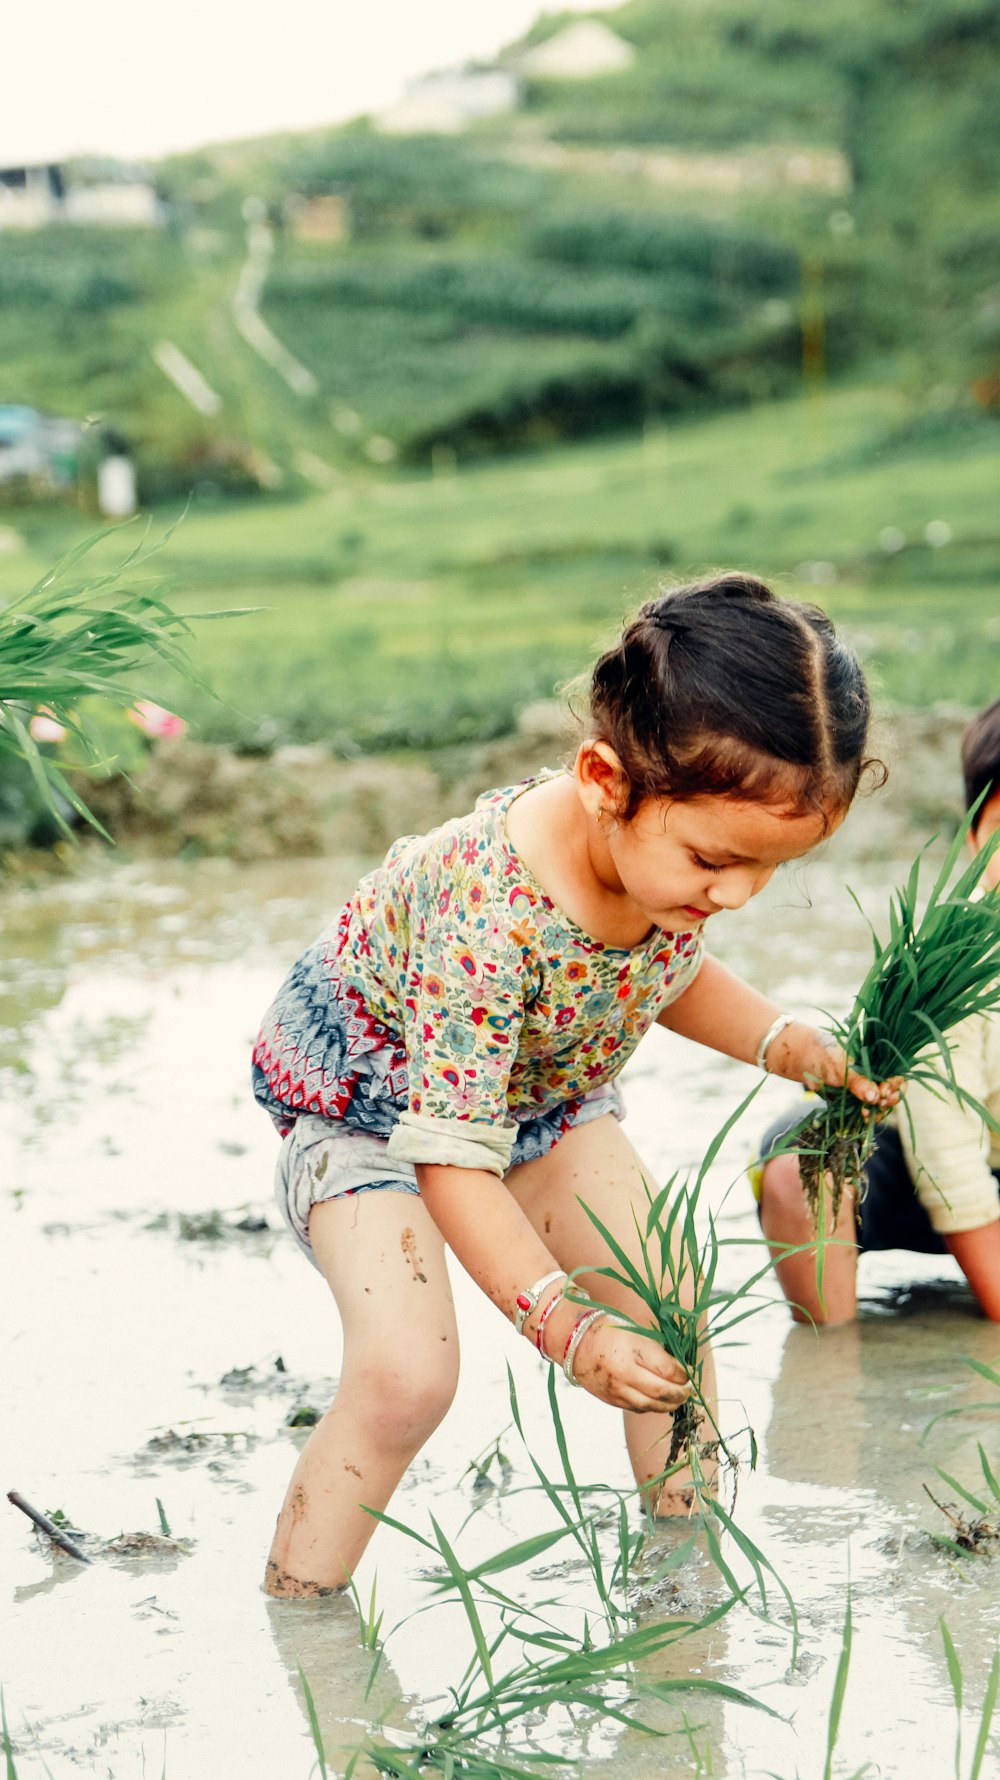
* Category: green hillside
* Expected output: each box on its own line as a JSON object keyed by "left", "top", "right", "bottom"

{"left": 2, "top": 384, "right": 997, "bottom": 765}
{"left": 0, "top": 0, "right": 998, "bottom": 500}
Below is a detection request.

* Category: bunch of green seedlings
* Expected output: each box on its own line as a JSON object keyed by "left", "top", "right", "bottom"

{"left": 575, "top": 1087, "right": 783, "bottom": 1476}
{"left": 0, "top": 526, "right": 232, "bottom": 838}
{"left": 785, "top": 823, "right": 1000, "bottom": 1232}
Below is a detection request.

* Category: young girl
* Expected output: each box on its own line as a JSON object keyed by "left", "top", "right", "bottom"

{"left": 252, "top": 571, "right": 897, "bottom": 1598}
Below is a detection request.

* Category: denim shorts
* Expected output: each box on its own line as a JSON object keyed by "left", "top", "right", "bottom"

{"left": 758, "top": 1100, "right": 1000, "bottom": 1255}
{"left": 275, "top": 1084, "right": 624, "bottom": 1267}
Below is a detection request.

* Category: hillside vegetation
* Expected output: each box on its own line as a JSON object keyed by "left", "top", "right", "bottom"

{"left": 0, "top": 0, "right": 998, "bottom": 497}
{"left": 2, "top": 385, "right": 996, "bottom": 767}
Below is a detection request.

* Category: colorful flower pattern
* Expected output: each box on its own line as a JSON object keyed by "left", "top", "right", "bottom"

{"left": 253, "top": 774, "right": 703, "bottom": 1156}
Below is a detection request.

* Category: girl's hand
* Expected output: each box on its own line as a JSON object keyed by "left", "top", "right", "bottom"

{"left": 570, "top": 1320, "right": 692, "bottom": 1413}
{"left": 771, "top": 1021, "right": 903, "bottom": 1112}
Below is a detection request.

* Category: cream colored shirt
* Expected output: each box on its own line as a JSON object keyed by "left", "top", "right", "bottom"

{"left": 898, "top": 1008, "right": 1000, "bottom": 1233}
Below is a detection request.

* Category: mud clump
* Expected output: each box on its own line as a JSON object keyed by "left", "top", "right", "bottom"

{"left": 139, "top": 1428, "right": 256, "bottom": 1467}
{"left": 103, "top": 1530, "right": 193, "bottom": 1560}
{"left": 285, "top": 1404, "right": 321, "bottom": 1428}
{"left": 145, "top": 1209, "right": 275, "bottom": 1242}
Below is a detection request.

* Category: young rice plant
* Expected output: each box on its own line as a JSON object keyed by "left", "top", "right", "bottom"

{"left": 786, "top": 822, "right": 1000, "bottom": 1230}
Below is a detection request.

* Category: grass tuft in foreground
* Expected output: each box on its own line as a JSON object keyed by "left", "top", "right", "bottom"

{"left": 0, "top": 527, "right": 235, "bottom": 839}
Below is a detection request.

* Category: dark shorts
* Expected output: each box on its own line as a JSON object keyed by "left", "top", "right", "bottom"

{"left": 757, "top": 1103, "right": 1000, "bottom": 1256}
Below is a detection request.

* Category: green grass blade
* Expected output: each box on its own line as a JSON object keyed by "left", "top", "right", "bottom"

{"left": 977, "top": 1445, "right": 1000, "bottom": 1507}
{"left": 429, "top": 1517, "right": 495, "bottom": 1696}
{"left": 458, "top": 1525, "right": 579, "bottom": 1583}
{"left": 1, "top": 1688, "right": 17, "bottom": 1780}
{"left": 960, "top": 1357, "right": 1000, "bottom": 1391}
{"left": 640, "top": 1675, "right": 783, "bottom": 1719}
{"left": 934, "top": 1468, "right": 990, "bottom": 1517}
{"left": 941, "top": 1617, "right": 964, "bottom": 1711}
{"left": 298, "top": 1667, "right": 328, "bottom": 1780}
{"left": 823, "top": 1587, "right": 853, "bottom": 1780}
{"left": 969, "top": 1643, "right": 1000, "bottom": 1780}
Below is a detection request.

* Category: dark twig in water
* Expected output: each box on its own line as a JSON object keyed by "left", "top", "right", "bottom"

{"left": 7, "top": 1491, "right": 91, "bottom": 1563}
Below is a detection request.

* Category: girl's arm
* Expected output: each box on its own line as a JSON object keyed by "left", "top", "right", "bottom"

{"left": 943, "top": 1225, "right": 1000, "bottom": 1321}
{"left": 416, "top": 1162, "right": 690, "bottom": 1411}
{"left": 657, "top": 954, "right": 899, "bottom": 1106}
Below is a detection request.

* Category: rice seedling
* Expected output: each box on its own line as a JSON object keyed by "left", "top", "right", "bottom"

{"left": 464, "top": 1432, "right": 514, "bottom": 1496}
{"left": 940, "top": 1621, "right": 1000, "bottom": 1780}
{"left": 925, "top": 1443, "right": 1000, "bottom": 1557}
{"left": 341, "top": 1570, "right": 388, "bottom": 1702}
{"left": 341, "top": 1352, "right": 786, "bottom": 1780}
{"left": 353, "top": 1583, "right": 770, "bottom": 1780}
{"left": 0, "top": 526, "right": 236, "bottom": 838}
{"left": 914, "top": 1353, "right": 1000, "bottom": 1556}
{"left": 1, "top": 1689, "right": 18, "bottom": 1780}
{"left": 299, "top": 1666, "right": 329, "bottom": 1780}
{"left": 574, "top": 1084, "right": 780, "bottom": 1476}
{"left": 760, "top": 1581, "right": 876, "bottom": 1780}
{"left": 784, "top": 821, "right": 1000, "bottom": 1230}
{"left": 922, "top": 1355, "right": 1000, "bottom": 1439}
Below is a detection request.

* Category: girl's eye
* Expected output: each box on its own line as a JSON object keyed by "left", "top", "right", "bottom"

{"left": 692, "top": 853, "right": 725, "bottom": 874}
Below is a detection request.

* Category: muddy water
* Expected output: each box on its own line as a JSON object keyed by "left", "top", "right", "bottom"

{"left": 2, "top": 844, "right": 999, "bottom": 1779}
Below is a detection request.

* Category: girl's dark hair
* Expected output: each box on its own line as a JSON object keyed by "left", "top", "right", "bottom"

{"left": 588, "top": 572, "right": 884, "bottom": 824}
{"left": 961, "top": 696, "right": 1000, "bottom": 817}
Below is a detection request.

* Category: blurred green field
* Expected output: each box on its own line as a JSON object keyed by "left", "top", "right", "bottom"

{"left": 1, "top": 383, "right": 997, "bottom": 752}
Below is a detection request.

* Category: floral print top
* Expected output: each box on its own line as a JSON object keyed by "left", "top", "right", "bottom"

{"left": 253, "top": 774, "right": 703, "bottom": 1174}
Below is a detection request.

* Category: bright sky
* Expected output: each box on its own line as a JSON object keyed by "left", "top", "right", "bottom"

{"left": 1, "top": 0, "right": 620, "bottom": 166}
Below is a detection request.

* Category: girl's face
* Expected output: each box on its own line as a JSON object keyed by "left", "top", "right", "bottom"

{"left": 597, "top": 792, "right": 837, "bottom": 934}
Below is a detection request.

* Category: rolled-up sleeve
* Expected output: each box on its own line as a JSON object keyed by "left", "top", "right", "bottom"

{"left": 898, "top": 1013, "right": 999, "bottom": 1234}
{"left": 389, "top": 920, "right": 526, "bottom": 1172}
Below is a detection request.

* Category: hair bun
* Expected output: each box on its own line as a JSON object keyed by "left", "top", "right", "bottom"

{"left": 650, "top": 606, "right": 687, "bottom": 638}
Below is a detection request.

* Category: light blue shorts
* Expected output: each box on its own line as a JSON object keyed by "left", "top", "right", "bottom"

{"left": 274, "top": 1086, "right": 624, "bottom": 1267}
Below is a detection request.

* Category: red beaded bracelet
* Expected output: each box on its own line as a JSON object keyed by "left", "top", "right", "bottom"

{"left": 534, "top": 1286, "right": 563, "bottom": 1361}
{"left": 561, "top": 1308, "right": 607, "bottom": 1385}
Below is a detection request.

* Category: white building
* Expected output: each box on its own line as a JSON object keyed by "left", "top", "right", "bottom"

{"left": 515, "top": 22, "right": 636, "bottom": 80}
{"left": 63, "top": 182, "right": 163, "bottom": 226}
{"left": 376, "top": 67, "right": 520, "bottom": 135}
{"left": 0, "top": 160, "right": 164, "bottom": 230}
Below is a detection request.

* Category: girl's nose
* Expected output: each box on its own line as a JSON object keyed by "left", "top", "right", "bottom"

{"left": 707, "top": 866, "right": 774, "bottom": 910}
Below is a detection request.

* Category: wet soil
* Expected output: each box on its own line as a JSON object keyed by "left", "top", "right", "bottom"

{"left": 5, "top": 702, "right": 974, "bottom": 872}
{"left": 2, "top": 793, "right": 999, "bottom": 1778}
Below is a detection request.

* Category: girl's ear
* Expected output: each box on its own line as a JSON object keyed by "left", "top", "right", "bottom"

{"left": 576, "top": 740, "right": 628, "bottom": 821}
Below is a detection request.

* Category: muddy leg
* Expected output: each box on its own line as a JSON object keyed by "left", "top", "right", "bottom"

{"left": 265, "top": 1191, "right": 459, "bottom": 1597}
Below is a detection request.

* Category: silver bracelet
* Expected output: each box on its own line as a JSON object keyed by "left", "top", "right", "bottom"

{"left": 755, "top": 1012, "right": 795, "bottom": 1073}
{"left": 563, "top": 1309, "right": 607, "bottom": 1385}
{"left": 514, "top": 1269, "right": 566, "bottom": 1336}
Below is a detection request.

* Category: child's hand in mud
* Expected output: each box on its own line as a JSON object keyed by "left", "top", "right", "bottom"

{"left": 780, "top": 1024, "right": 904, "bottom": 1114}
{"left": 571, "top": 1320, "right": 692, "bottom": 1414}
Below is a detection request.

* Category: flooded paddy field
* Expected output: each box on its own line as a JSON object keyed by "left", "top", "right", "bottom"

{"left": 2, "top": 836, "right": 999, "bottom": 1779}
